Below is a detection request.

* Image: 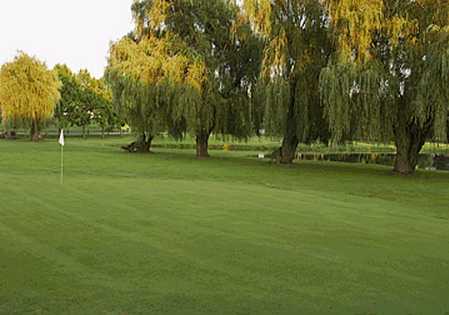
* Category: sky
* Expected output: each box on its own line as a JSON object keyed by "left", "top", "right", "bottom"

{"left": 0, "top": 0, "right": 134, "bottom": 78}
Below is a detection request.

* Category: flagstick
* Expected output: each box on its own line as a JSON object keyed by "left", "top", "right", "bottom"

{"left": 59, "top": 129, "right": 65, "bottom": 185}
{"left": 60, "top": 144, "right": 64, "bottom": 185}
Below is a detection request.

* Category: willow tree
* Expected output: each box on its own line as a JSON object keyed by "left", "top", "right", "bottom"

{"left": 243, "top": 0, "right": 332, "bottom": 163}
{"left": 321, "top": 0, "right": 449, "bottom": 174}
{"left": 0, "top": 53, "right": 61, "bottom": 141}
{"left": 106, "top": 32, "right": 207, "bottom": 152}
{"left": 129, "top": 0, "right": 261, "bottom": 158}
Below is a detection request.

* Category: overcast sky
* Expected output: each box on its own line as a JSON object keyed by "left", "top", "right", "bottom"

{"left": 0, "top": 0, "right": 134, "bottom": 78}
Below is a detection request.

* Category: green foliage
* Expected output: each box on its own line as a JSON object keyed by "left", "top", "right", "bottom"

{"left": 321, "top": 0, "right": 449, "bottom": 144}
{"left": 55, "top": 65, "right": 116, "bottom": 135}
{"left": 54, "top": 64, "right": 83, "bottom": 129}
{"left": 106, "top": 34, "right": 205, "bottom": 143}
{"left": 115, "top": 0, "right": 262, "bottom": 146}
{"left": 319, "top": 0, "right": 449, "bottom": 173}
{"left": 244, "top": 0, "right": 332, "bottom": 145}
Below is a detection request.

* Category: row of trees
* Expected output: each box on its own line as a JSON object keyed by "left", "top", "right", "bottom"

{"left": 107, "top": 0, "right": 449, "bottom": 174}
{"left": 106, "top": 0, "right": 262, "bottom": 156}
{"left": 0, "top": 54, "right": 118, "bottom": 140}
{"left": 249, "top": 0, "right": 449, "bottom": 174}
{"left": 1, "top": 1, "right": 449, "bottom": 175}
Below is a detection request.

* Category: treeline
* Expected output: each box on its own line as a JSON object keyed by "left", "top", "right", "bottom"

{"left": 1, "top": 0, "right": 449, "bottom": 175}
{"left": 0, "top": 55, "right": 119, "bottom": 140}
{"left": 104, "top": 0, "right": 449, "bottom": 174}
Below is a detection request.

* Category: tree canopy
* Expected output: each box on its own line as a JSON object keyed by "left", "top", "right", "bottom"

{"left": 27, "top": 0, "right": 447, "bottom": 175}
{"left": 0, "top": 53, "right": 61, "bottom": 141}
{"left": 107, "top": 0, "right": 262, "bottom": 157}
{"left": 55, "top": 65, "right": 115, "bottom": 137}
{"left": 241, "top": 0, "right": 449, "bottom": 172}
{"left": 106, "top": 31, "right": 207, "bottom": 152}
{"left": 320, "top": 0, "right": 449, "bottom": 174}
{"left": 243, "top": 0, "right": 333, "bottom": 162}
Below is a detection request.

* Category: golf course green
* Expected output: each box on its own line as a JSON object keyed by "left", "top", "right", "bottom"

{"left": 0, "top": 138, "right": 448, "bottom": 315}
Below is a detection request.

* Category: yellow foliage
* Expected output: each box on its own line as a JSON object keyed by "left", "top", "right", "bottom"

{"left": 133, "top": 0, "right": 171, "bottom": 38}
{"left": 231, "top": 9, "right": 250, "bottom": 42}
{"left": 389, "top": 16, "right": 419, "bottom": 47}
{"left": 0, "top": 52, "right": 61, "bottom": 123}
{"left": 261, "top": 28, "right": 288, "bottom": 77}
{"left": 243, "top": 0, "right": 272, "bottom": 36}
{"left": 148, "top": 0, "right": 170, "bottom": 30}
{"left": 186, "top": 61, "right": 207, "bottom": 93}
{"left": 78, "top": 69, "right": 112, "bottom": 102}
{"left": 109, "top": 35, "right": 207, "bottom": 93}
{"left": 326, "top": 0, "right": 383, "bottom": 63}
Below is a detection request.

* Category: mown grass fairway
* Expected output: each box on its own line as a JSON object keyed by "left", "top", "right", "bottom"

{"left": 1, "top": 138, "right": 448, "bottom": 315}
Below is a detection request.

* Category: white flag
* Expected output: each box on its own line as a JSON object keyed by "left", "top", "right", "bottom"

{"left": 58, "top": 129, "right": 65, "bottom": 146}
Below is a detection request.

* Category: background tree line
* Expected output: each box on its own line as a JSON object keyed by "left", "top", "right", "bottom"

{"left": 106, "top": 0, "right": 449, "bottom": 174}
{"left": 0, "top": 54, "right": 119, "bottom": 140}
{"left": 1, "top": 0, "right": 449, "bottom": 175}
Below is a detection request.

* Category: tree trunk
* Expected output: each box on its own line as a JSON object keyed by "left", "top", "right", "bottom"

{"left": 30, "top": 119, "right": 40, "bottom": 142}
{"left": 280, "top": 80, "right": 299, "bottom": 164}
{"left": 121, "top": 133, "right": 153, "bottom": 153}
{"left": 196, "top": 131, "right": 210, "bottom": 158}
{"left": 134, "top": 133, "right": 153, "bottom": 153}
{"left": 393, "top": 123, "right": 427, "bottom": 175}
{"left": 5, "top": 130, "right": 17, "bottom": 140}
{"left": 142, "top": 135, "right": 153, "bottom": 153}
{"left": 281, "top": 127, "right": 299, "bottom": 164}
{"left": 82, "top": 125, "right": 86, "bottom": 139}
